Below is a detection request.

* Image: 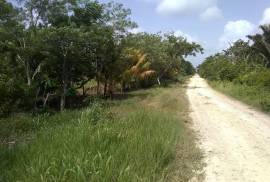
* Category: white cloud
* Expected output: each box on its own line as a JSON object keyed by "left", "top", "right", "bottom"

{"left": 130, "top": 27, "right": 145, "bottom": 34}
{"left": 218, "top": 8, "right": 270, "bottom": 50}
{"left": 174, "top": 30, "right": 199, "bottom": 43}
{"left": 156, "top": 0, "right": 220, "bottom": 18}
{"left": 200, "top": 6, "right": 223, "bottom": 22}
{"left": 260, "top": 8, "right": 270, "bottom": 25}
{"left": 219, "top": 20, "right": 256, "bottom": 49}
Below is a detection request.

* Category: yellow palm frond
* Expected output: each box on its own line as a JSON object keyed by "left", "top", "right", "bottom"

{"left": 139, "top": 70, "right": 156, "bottom": 79}
{"left": 122, "top": 48, "right": 156, "bottom": 83}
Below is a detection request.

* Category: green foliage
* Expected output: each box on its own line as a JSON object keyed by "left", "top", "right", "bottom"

{"left": 180, "top": 60, "right": 196, "bottom": 76}
{"left": 121, "top": 33, "right": 201, "bottom": 87}
{"left": 198, "top": 54, "right": 244, "bottom": 81}
{"left": 199, "top": 26, "right": 270, "bottom": 112}
{"left": 248, "top": 25, "right": 270, "bottom": 68}
{"left": 210, "top": 81, "right": 270, "bottom": 112}
{"left": 0, "top": 0, "right": 200, "bottom": 115}
{"left": 236, "top": 69, "right": 270, "bottom": 87}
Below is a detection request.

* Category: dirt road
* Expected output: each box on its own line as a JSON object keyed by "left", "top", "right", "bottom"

{"left": 187, "top": 75, "right": 270, "bottom": 182}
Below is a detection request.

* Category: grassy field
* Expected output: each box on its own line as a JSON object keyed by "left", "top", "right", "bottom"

{"left": 0, "top": 82, "right": 203, "bottom": 182}
{"left": 209, "top": 81, "right": 270, "bottom": 113}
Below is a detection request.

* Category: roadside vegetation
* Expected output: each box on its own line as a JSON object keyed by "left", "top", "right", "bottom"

{"left": 198, "top": 25, "right": 270, "bottom": 113}
{"left": 0, "top": 80, "right": 203, "bottom": 182}
{"left": 0, "top": 0, "right": 202, "bottom": 181}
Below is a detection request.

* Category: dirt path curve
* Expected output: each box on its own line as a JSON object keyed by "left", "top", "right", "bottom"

{"left": 187, "top": 75, "right": 270, "bottom": 182}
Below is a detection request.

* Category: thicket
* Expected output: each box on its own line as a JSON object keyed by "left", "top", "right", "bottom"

{"left": 198, "top": 25, "right": 270, "bottom": 111}
{"left": 0, "top": 0, "right": 201, "bottom": 116}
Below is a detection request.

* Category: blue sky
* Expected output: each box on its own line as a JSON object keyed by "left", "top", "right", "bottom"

{"left": 100, "top": 0, "right": 270, "bottom": 66}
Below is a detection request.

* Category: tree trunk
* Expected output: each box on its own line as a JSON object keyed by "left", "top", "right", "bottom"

{"left": 60, "top": 55, "right": 67, "bottom": 111}
{"left": 25, "top": 62, "right": 32, "bottom": 87}
{"left": 34, "top": 87, "right": 40, "bottom": 110}
{"left": 108, "top": 80, "right": 113, "bottom": 99}
{"left": 121, "top": 82, "right": 125, "bottom": 94}
{"left": 43, "top": 93, "right": 50, "bottom": 108}
{"left": 157, "top": 77, "right": 161, "bottom": 85}
{"left": 104, "top": 80, "right": 107, "bottom": 97}
{"left": 60, "top": 83, "right": 67, "bottom": 111}
{"left": 96, "top": 59, "right": 100, "bottom": 96}
{"left": 97, "top": 78, "right": 100, "bottom": 95}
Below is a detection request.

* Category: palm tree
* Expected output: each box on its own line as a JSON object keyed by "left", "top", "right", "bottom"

{"left": 121, "top": 48, "right": 155, "bottom": 90}
{"left": 248, "top": 24, "right": 270, "bottom": 68}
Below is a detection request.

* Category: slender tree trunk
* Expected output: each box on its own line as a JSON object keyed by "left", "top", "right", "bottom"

{"left": 121, "top": 81, "right": 125, "bottom": 94}
{"left": 26, "top": 61, "right": 31, "bottom": 86}
{"left": 60, "top": 82, "right": 67, "bottom": 111}
{"left": 104, "top": 80, "right": 107, "bottom": 97}
{"left": 157, "top": 77, "right": 161, "bottom": 85}
{"left": 43, "top": 93, "right": 50, "bottom": 108}
{"left": 108, "top": 79, "right": 113, "bottom": 99}
{"left": 97, "top": 77, "right": 100, "bottom": 95}
{"left": 34, "top": 87, "right": 40, "bottom": 110}
{"left": 95, "top": 59, "right": 100, "bottom": 96}
{"left": 19, "top": 38, "right": 32, "bottom": 87}
{"left": 60, "top": 55, "right": 67, "bottom": 111}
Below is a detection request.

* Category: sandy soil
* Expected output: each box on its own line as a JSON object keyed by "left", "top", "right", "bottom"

{"left": 187, "top": 75, "right": 270, "bottom": 182}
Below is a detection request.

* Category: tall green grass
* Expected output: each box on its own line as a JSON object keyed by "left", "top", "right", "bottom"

{"left": 1, "top": 107, "right": 182, "bottom": 181}
{"left": 0, "top": 83, "right": 202, "bottom": 182}
{"left": 209, "top": 81, "right": 270, "bottom": 113}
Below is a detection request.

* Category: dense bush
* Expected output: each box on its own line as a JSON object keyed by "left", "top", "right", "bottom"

{"left": 236, "top": 69, "right": 270, "bottom": 88}
{"left": 198, "top": 33, "right": 270, "bottom": 112}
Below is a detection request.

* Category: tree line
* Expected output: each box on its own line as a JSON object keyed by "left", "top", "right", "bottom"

{"left": 198, "top": 24, "right": 270, "bottom": 85}
{"left": 0, "top": 0, "right": 202, "bottom": 115}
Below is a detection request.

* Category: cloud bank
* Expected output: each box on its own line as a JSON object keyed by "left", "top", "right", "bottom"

{"left": 219, "top": 7, "right": 270, "bottom": 49}
{"left": 199, "top": 6, "right": 223, "bottom": 22}
{"left": 174, "top": 30, "right": 199, "bottom": 43}
{"left": 219, "top": 20, "right": 256, "bottom": 48}
{"left": 152, "top": 0, "right": 223, "bottom": 21}
{"left": 260, "top": 8, "right": 270, "bottom": 25}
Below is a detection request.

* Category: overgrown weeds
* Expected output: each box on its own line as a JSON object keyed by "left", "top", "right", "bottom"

{"left": 0, "top": 82, "right": 202, "bottom": 182}
{"left": 209, "top": 81, "right": 270, "bottom": 113}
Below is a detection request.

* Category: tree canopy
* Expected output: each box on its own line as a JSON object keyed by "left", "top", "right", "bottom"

{"left": 0, "top": 0, "right": 201, "bottom": 115}
{"left": 198, "top": 25, "right": 270, "bottom": 88}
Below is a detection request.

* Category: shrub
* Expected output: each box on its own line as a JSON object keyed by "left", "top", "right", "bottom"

{"left": 237, "top": 70, "right": 270, "bottom": 87}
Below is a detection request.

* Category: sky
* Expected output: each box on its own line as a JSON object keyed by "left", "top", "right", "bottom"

{"left": 100, "top": 0, "right": 270, "bottom": 66}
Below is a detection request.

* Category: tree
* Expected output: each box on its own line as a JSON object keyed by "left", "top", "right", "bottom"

{"left": 248, "top": 25, "right": 270, "bottom": 68}
{"left": 43, "top": 27, "right": 96, "bottom": 110}
{"left": 0, "top": 0, "right": 34, "bottom": 115}
{"left": 224, "top": 40, "right": 251, "bottom": 62}
{"left": 93, "top": 2, "right": 137, "bottom": 96}
{"left": 180, "top": 60, "right": 196, "bottom": 76}
{"left": 121, "top": 32, "right": 202, "bottom": 85}
{"left": 18, "top": 0, "right": 71, "bottom": 28}
{"left": 155, "top": 33, "right": 202, "bottom": 84}
{"left": 120, "top": 48, "right": 155, "bottom": 90}
{"left": 0, "top": 0, "right": 202, "bottom": 115}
